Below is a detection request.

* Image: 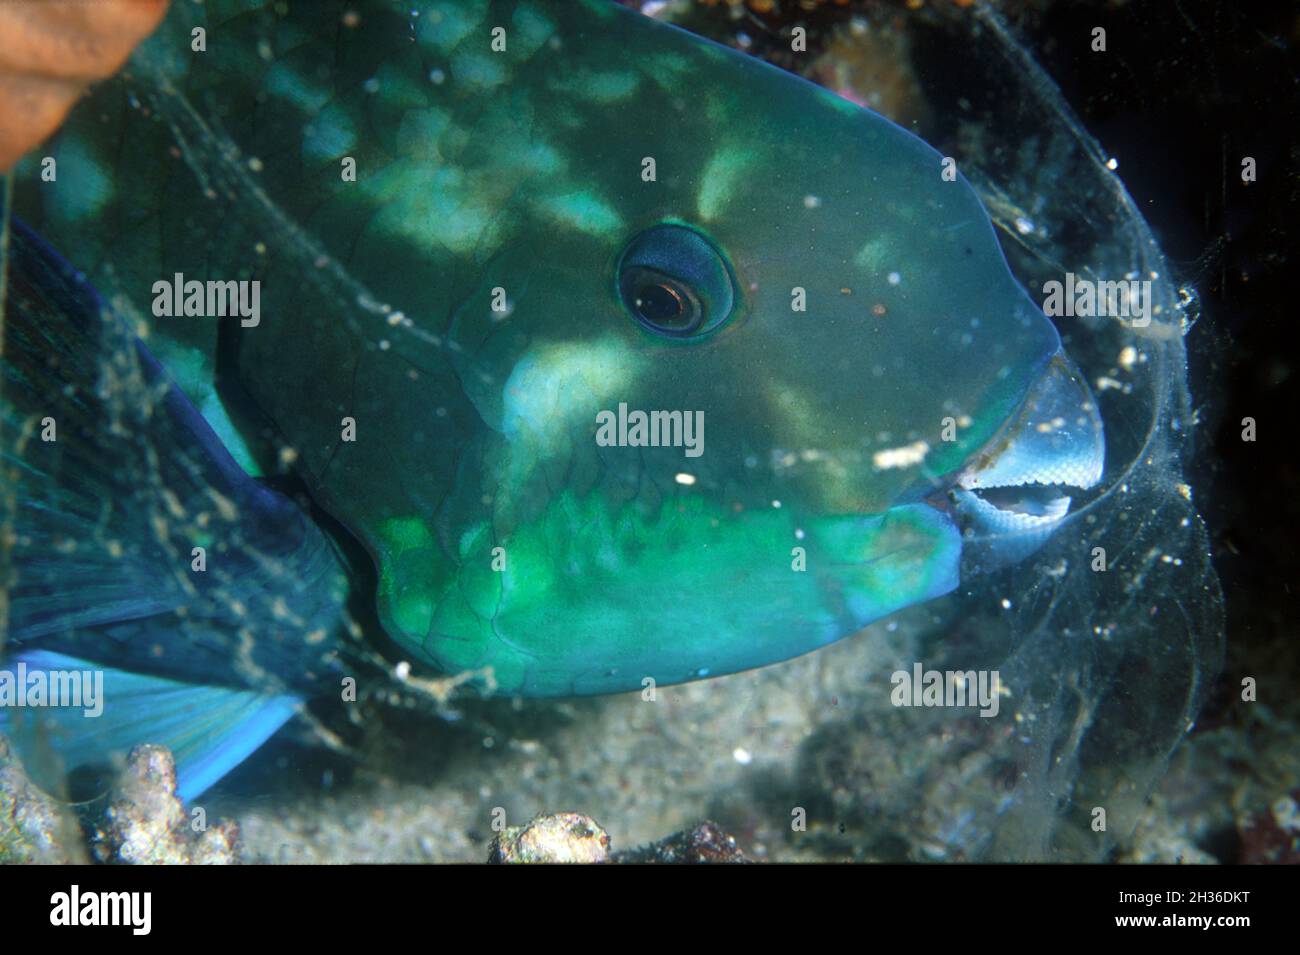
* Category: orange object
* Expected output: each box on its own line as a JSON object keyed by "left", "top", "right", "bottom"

{"left": 0, "top": 0, "right": 169, "bottom": 172}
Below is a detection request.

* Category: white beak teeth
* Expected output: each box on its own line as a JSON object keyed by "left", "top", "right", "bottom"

{"left": 956, "top": 349, "right": 1104, "bottom": 522}
{"left": 953, "top": 349, "right": 1104, "bottom": 549}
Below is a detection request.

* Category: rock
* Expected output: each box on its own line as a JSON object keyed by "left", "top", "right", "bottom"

{"left": 94, "top": 744, "right": 241, "bottom": 864}
{"left": 489, "top": 811, "right": 610, "bottom": 863}
{"left": 487, "top": 812, "right": 748, "bottom": 864}
{"left": 612, "top": 820, "right": 748, "bottom": 863}
{"left": 0, "top": 732, "right": 81, "bottom": 863}
{"left": 1238, "top": 792, "right": 1300, "bottom": 864}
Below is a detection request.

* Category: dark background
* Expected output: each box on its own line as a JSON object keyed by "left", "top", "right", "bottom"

{"left": 1008, "top": 0, "right": 1298, "bottom": 731}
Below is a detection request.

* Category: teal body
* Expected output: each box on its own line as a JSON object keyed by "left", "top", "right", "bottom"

{"left": 1, "top": 0, "right": 1103, "bottom": 796}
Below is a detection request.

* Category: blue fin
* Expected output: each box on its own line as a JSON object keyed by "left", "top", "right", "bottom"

{"left": 1, "top": 215, "right": 350, "bottom": 671}
{"left": 1, "top": 650, "right": 300, "bottom": 802}
{"left": 0, "top": 209, "right": 347, "bottom": 798}
{"left": 1, "top": 218, "right": 348, "bottom": 655}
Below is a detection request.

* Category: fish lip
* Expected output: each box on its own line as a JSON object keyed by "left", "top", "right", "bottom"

{"left": 948, "top": 348, "right": 1105, "bottom": 533}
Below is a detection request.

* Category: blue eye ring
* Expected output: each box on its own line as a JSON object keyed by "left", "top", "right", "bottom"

{"left": 616, "top": 223, "right": 736, "bottom": 339}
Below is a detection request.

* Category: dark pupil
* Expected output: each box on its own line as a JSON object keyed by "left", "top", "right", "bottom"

{"left": 635, "top": 281, "right": 688, "bottom": 326}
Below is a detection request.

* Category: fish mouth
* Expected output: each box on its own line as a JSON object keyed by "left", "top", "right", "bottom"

{"left": 946, "top": 349, "right": 1104, "bottom": 569}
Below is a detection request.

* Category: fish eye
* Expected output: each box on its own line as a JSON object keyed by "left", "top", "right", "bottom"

{"left": 620, "top": 267, "right": 703, "bottom": 333}
{"left": 617, "top": 224, "right": 735, "bottom": 338}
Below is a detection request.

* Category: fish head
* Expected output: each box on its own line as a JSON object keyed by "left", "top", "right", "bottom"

{"left": 235, "top": 3, "right": 1103, "bottom": 695}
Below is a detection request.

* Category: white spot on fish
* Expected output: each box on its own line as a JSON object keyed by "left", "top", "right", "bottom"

{"left": 501, "top": 336, "right": 643, "bottom": 445}
{"left": 548, "top": 69, "right": 639, "bottom": 103}
{"left": 697, "top": 146, "right": 753, "bottom": 221}
{"left": 511, "top": 2, "right": 556, "bottom": 59}
{"left": 872, "top": 441, "right": 930, "bottom": 470}
{"left": 536, "top": 190, "right": 622, "bottom": 236}
{"left": 416, "top": 1, "right": 484, "bottom": 54}
{"left": 451, "top": 50, "right": 507, "bottom": 90}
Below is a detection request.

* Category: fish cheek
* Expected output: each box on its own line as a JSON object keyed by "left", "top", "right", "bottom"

{"left": 806, "top": 506, "right": 962, "bottom": 629}
{"left": 368, "top": 513, "right": 518, "bottom": 683}
{"left": 234, "top": 297, "right": 515, "bottom": 676}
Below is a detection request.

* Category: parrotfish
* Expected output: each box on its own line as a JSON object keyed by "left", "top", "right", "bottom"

{"left": 0, "top": 0, "right": 1103, "bottom": 800}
